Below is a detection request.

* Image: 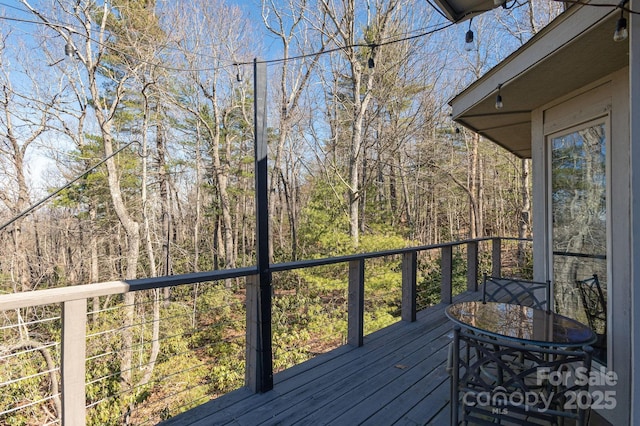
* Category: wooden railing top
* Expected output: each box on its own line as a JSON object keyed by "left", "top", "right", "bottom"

{"left": 0, "top": 267, "right": 258, "bottom": 311}
{"left": 0, "top": 237, "right": 531, "bottom": 311}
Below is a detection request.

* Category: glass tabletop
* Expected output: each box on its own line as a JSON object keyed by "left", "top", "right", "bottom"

{"left": 445, "top": 301, "right": 597, "bottom": 347}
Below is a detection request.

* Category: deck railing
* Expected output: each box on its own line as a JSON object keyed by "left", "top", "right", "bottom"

{"left": 0, "top": 237, "right": 531, "bottom": 425}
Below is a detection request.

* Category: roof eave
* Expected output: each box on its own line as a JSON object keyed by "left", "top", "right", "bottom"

{"left": 449, "top": 1, "right": 627, "bottom": 158}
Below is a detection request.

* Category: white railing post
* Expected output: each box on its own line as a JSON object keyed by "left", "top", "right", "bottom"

{"left": 61, "top": 299, "right": 86, "bottom": 426}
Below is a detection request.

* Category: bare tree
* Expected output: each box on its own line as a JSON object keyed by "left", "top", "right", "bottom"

{"left": 0, "top": 31, "right": 54, "bottom": 292}
{"left": 169, "top": 0, "right": 255, "bottom": 274}
{"left": 18, "top": 2, "right": 168, "bottom": 422}
{"left": 496, "top": 0, "right": 565, "bottom": 44}
{"left": 317, "top": 0, "right": 401, "bottom": 247}
{"left": 261, "top": 0, "right": 330, "bottom": 261}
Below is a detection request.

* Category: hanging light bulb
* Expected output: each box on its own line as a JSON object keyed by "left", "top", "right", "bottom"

{"left": 235, "top": 64, "right": 242, "bottom": 82}
{"left": 613, "top": 10, "right": 628, "bottom": 42}
{"left": 465, "top": 19, "right": 474, "bottom": 52}
{"left": 495, "top": 84, "right": 504, "bottom": 110}
{"left": 465, "top": 30, "right": 474, "bottom": 51}
{"left": 368, "top": 44, "right": 377, "bottom": 69}
{"left": 64, "top": 42, "right": 74, "bottom": 57}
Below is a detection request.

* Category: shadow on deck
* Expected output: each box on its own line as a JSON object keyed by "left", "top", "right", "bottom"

{"left": 160, "top": 291, "right": 482, "bottom": 426}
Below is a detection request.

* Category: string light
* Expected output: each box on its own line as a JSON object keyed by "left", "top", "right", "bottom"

{"left": 4, "top": 0, "right": 638, "bottom": 75}
{"left": 465, "top": 19, "right": 474, "bottom": 52}
{"left": 0, "top": 12, "right": 454, "bottom": 74}
{"left": 368, "top": 56, "right": 375, "bottom": 69}
{"left": 64, "top": 42, "right": 75, "bottom": 57}
{"left": 495, "top": 84, "right": 503, "bottom": 109}
{"left": 613, "top": 9, "right": 629, "bottom": 41}
{"left": 368, "top": 44, "right": 377, "bottom": 69}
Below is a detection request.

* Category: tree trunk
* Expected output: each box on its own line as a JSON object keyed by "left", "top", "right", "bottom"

{"left": 468, "top": 132, "right": 480, "bottom": 239}
{"left": 518, "top": 158, "right": 531, "bottom": 266}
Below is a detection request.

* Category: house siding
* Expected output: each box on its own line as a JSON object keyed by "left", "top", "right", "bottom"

{"left": 532, "top": 68, "right": 630, "bottom": 424}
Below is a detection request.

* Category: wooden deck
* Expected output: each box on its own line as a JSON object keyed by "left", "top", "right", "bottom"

{"left": 160, "top": 291, "right": 481, "bottom": 426}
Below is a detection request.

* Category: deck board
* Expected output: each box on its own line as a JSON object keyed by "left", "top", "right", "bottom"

{"left": 303, "top": 329, "right": 451, "bottom": 424}
{"left": 160, "top": 291, "right": 481, "bottom": 426}
{"left": 358, "top": 346, "right": 451, "bottom": 425}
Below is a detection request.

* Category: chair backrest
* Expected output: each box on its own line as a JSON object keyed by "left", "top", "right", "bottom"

{"left": 576, "top": 274, "right": 606, "bottom": 333}
{"left": 482, "top": 274, "right": 551, "bottom": 312}
{"left": 450, "top": 325, "right": 593, "bottom": 425}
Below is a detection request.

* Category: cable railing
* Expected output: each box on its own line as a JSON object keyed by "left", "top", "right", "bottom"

{"left": 0, "top": 237, "right": 531, "bottom": 425}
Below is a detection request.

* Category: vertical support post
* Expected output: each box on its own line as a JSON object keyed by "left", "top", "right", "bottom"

{"left": 245, "top": 275, "right": 265, "bottom": 392}
{"left": 246, "top": 58, "right": 272, "bottom": 392}
{"left": 630, "top": 7, "right": 640, "bottom": 424}
{"left": 62, "top": 299, "right": 86, "bottom": 426}
{"left": 348, "top": 259, "right": 365, "bottom": 347}
{"left": 441, "top": 245, "right": 453, "bottom": 304}
{"left": 402, "top": 252, "right": 417, "bottom": 322}
{"left": 467, "top": 241, "right": 479, "bottom": 292}
{"left": 491, "top": 237, "right": 501, "bottom": 277}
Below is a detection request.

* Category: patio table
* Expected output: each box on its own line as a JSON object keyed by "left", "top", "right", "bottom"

{"left": 445, "top": 301, "right": 597, "bottom": 347}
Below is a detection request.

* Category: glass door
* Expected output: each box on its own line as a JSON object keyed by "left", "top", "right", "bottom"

{"left": 550, "top": 119, "right": 607, "bottom": 363}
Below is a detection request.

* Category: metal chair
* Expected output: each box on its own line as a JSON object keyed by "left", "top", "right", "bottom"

{"left": 575, "top": 274, "right": 606, "bottom": 334}
{"left": 450, "top": 325, "right": 593, "bottom": 425}
{"left": 482, "top": 274, "right": 551, "bottom": 312}
{"left": 576, "top": 274, "right": 606, "bottom": 361}
{"left": 480, "top": 274, "right": 552, "bottom": 378}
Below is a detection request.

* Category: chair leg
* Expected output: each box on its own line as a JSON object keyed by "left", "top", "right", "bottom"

{"left": 446, "top": 341, "right": 454, "bottom": 376}
{"left": 451, "top": 328, "right": 460, "bottom": 425}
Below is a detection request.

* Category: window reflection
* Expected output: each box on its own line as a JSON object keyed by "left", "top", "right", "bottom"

{"left": 551, "top": 121, "right": 607, "bottom": 364}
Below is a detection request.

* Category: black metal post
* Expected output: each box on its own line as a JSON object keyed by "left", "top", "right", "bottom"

{"left": 253, "top": 58, "right": 273, "bottom": 392}
{"left": 347, "top": 259, "right": 365, "bottom": 346}
{"left": 441, "top": 245, "right": 453, "bottom": 304}
{"left": 401, "top": 252, "right": 417, "bottom": 322}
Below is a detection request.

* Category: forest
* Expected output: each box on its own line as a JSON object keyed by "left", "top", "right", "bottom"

{"left": 0, "top": 0, "right": 563, "bottom": 424}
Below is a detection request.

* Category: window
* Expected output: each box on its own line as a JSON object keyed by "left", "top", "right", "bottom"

{"left": 550, "top": 119, "right": 607, "bottom": 363}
